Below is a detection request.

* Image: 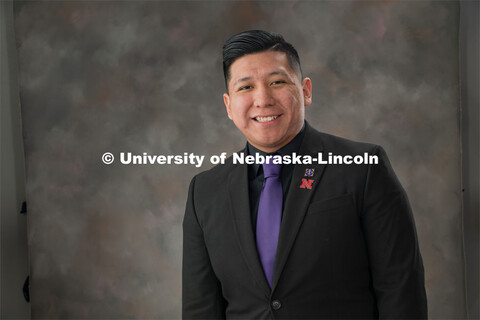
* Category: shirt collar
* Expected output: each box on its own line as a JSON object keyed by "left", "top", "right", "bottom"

{"left": 247, "top": 122, "right": 306, "bottom": 177}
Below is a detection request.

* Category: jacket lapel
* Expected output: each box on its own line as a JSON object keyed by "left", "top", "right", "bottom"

{"left": 272, "top": 123, "right": 327, "bottom": 290}
{"left": 227, "top": 153, "right": 271, "bottom": 298}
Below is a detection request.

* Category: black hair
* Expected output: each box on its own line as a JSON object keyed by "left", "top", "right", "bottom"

{"left": 222, "top": 30, "right": 303, "bottom": 89}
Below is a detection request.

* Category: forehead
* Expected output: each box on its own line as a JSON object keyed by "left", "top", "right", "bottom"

{"left": 229, "top": 51, "right": 295, "bottom": 80}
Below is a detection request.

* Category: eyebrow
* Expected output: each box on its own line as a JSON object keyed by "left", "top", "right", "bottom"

{"left": 233, "top": 70, "right": 290, "bottom": 86}
{"left": 269, "top": 70, "right": 289, "bottom": 77}
{"left": 234, "top": 76, "right": 252, "bottom": 86}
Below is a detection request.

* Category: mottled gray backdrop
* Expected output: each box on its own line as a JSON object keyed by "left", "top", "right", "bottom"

{"left": 14, "top": 1, "right": 463, "bottom": 318}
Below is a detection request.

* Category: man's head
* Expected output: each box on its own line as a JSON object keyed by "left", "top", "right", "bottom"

{"left": 222, "top": 30, "right": 312, "bottom": 153}
{"left": 223, "top": 30, "right": 302, "bottom": 89}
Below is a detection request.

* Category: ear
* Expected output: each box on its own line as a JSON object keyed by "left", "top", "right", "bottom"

{"left": 302, "top": 77, "right": 312, "bottom": 107}
{"left": 223, "top": 93, "right": 233, "bottom": 120}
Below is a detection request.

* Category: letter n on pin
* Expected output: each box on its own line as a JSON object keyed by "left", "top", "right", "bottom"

{"left": 300, "top": 178, "right": 314, "bottom": 189}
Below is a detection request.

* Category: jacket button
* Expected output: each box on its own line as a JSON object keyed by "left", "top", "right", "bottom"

{"left": 271, "top": 299, "right": 282, "bottom": 310}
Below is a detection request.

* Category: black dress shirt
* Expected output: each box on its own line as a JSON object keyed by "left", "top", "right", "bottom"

{"left": 247, "top": 123, "right": 306, "bottom": 231}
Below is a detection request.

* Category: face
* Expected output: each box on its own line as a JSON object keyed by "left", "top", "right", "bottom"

{"left": 223, "top": 51, "right": 312, "bottom": 153}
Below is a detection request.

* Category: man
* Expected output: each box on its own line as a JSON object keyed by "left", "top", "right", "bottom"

{"left": 183, "top": 30, "right": 427, "bottom": 319}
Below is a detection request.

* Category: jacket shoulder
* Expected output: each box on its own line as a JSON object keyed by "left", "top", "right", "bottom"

{"left": 190, "top": 151, "right": 238, "bottom": 188}
{"left": 307, "top": 125, "right": 381, "bottom": 155}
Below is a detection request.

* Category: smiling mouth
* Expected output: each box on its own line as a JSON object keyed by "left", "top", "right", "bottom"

{"left": 254, "top": 115, "right": 279, "bottom": 123}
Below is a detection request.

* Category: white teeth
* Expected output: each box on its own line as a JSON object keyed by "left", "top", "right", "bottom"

{"left": 255, "top": 115, "right": 278, "bottom": 122}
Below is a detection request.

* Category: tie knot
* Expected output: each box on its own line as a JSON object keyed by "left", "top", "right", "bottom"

{"left": 262, "top": 162, "right": 282, "bottom": 178}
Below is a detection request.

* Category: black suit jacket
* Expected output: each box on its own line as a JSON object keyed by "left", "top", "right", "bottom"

{"left": 182, "top": 122, "right": 427, "bottom": 319}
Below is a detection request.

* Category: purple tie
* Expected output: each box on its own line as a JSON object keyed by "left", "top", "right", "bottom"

{"left": 256, "top": 162, "right": 282, "bottom": 287}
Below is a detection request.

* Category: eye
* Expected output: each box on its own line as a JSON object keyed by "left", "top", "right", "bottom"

{"left": 271, "top": 80, "right": 286, "bottom": 85}
{"left": 238, "top": 85, "right": 253, "bottom": 91}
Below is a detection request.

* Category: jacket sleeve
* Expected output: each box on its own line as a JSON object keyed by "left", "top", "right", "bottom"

{"left": 182, "top": 176, "right": 227, "bottom": 319}
{"left": 361, "top": 146, "right": 428, "bottom": 319}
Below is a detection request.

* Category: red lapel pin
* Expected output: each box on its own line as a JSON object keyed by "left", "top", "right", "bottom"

{"left": 300, "top": 178, "right": 314, "bottom": 189}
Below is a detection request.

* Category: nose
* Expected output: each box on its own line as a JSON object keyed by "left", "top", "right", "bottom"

{"left": 254, "top": 85, "right": 274, "bottom": 108}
